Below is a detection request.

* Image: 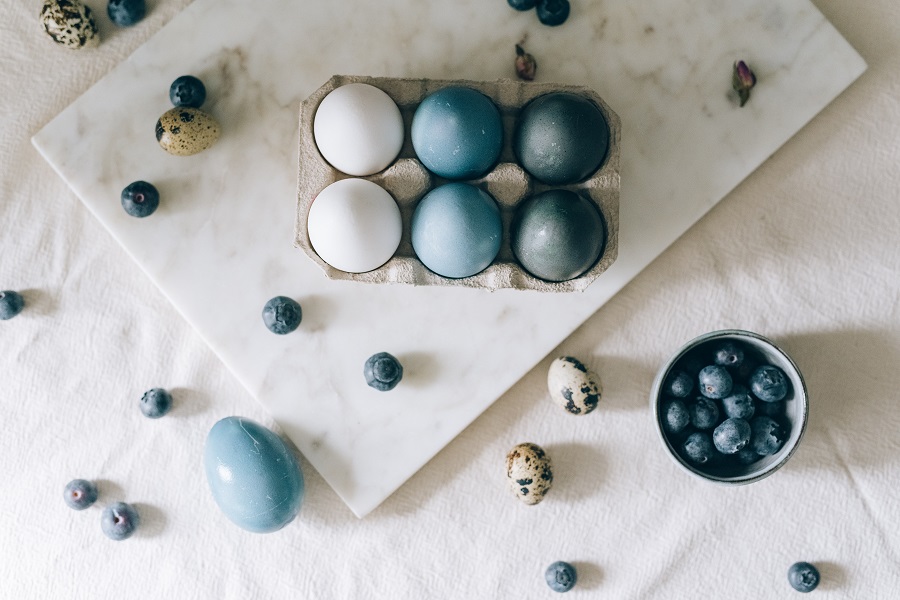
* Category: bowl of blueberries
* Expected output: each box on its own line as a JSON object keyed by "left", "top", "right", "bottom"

{"left": 651, "top": 329, "right": 808, "bottom": 484}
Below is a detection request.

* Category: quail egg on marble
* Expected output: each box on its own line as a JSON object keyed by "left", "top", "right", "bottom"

{"left": 505, "top": 442, "right": 553, "bottom": 505}
{"left": 547, "top": 356, "right": 603, "bottom": 415}
{"left": 40, "top": 0, "right": 99, "bottom": 50}
{"left": 155, "top": 107, "right": 220, "bottom": 156}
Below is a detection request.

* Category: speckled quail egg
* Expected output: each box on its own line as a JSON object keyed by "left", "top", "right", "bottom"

{"left": 547, "top": 356, "right": 603, "bottom": 415}
{"left": 505, "top": 442, "right": 553, "bottom": 505}
{"left": 40, "top": 0, "right": 99, "bottom": 50}
{"left": 155, "top": 107, "right": 220, "bottom": 156}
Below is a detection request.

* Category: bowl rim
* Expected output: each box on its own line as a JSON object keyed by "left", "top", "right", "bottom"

{"left": 650, "top": 329, "right": 809, "bottom": 485}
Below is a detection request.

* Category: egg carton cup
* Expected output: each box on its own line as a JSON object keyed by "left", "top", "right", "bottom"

{"left": 295, "top": 75, "right": 620, "bottom": 292}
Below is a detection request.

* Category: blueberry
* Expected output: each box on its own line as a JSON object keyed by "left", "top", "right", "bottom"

{"left": 262, "top": 296, "right": 302, "bottom": 335}
{"left": 545, "top": 561, "right": 577, "bottom": 593}
{"left": 712, "top": 340, "right": 745, "bottom": 368}
{"left": 750, "top": 416, "right": 786, "bottom": 456}
{"left": 787, "top": 562, "right": 820, "bottom": 593}
{"left": 713, "top": 418, "right": 751, "bottom": 454}
{"left": 508, "top": 0, "right": 537, "bottom": 10}
{"left": 750, "top": 365, "right": 789, "bottom": 402}
{"left": 734, "top": 446, "right": 759, "bottom": 465}
{"left": 698, "top": 365, "right": 733, "bottom": 399}
{"left": 100, "top": 502, "right": 139, "bottom": 541}
{"left": 0, "top": 290, "right": 25, "bottom": 320}
{"left": 169, "top": 75, "right": 207, "bottom": 108}
{"left": 536, "top": 0, "right": 570, "bottom": 26}
{"left": 63, "top": 479, "right": 98, "bottom": 510}
{"left": 140, "top": 388, "right": 172, "bottom": 418}
{"left": 663, "top": 369, "right": 693, "bottom": 398}
{"left": 107, "top": 0, "right": 146, "bottom": 27}
{"left": 121, "top": 181, "right": 160, "bottom": 218}
{"left": 364, "top": 352, "right": 403, "bottom": 391}
{"left": 662, "top": 399, "right": 690, "bottom": 434}
{"left": 689, "top": 397, "right": 720, "bottom": 430}
{"left": 682, "top": 432, "right": 715, "bottom": 465}
{"left": 721, "top": 384, "right": 755, "bottom": 420}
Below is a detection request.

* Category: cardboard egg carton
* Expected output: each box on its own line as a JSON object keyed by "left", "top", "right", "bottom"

{"left": 295, "top": 75, "right": 620, "bottom": 292}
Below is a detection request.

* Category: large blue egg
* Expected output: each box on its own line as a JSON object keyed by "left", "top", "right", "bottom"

{"left": 511, "top": 189, "right": 606, "bottom": 282}
{"left": 204, "top": 417, "right": 304, "bottom": 533}
{"left": 411, "top": 87, "right": 503, "bottom": 180}
{"left": 411, "top": 183, "right": 502, "bottom": 278}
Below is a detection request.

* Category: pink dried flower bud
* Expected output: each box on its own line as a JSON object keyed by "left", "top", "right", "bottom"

{"left": 515, "top": 44, "right": 537, "bottom": 81}
{"left": 732, "top": 60, "right": 757, "bottom": 107}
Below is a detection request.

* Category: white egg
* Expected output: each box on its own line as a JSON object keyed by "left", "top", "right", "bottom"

{"left": 307, "top": 178, "right": 402, "bottom": 273}
{"left": 313, "top": 83, "right": 405, "bottom": 176}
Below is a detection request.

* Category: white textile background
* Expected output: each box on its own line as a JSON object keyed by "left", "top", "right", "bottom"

{"left": 2, "top": 1, "right": 899, "bottom": 598}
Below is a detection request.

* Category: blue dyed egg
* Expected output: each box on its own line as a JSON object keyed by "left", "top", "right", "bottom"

{"left": 411, "top": 183, "right": 502, "bottom": 278}
{"left": 411, "top": 87, "right": 503, "bottom": 180}
{"left": 204, "top": 417, "right": 304, "bottom": 533}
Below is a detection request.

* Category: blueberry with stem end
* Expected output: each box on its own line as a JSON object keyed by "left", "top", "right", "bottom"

{"left": 682, "top": 432, "right": 715, "bottom": 465}
{"left": 698, "top": 365, "right": 733, "bottom": 399}
{"left": 63, "top": 479, "right": 98, "bottom": 510}
{"left": 169, "top": 75, "right": 207, "bottom": 108}
{"left": 140, "top": 388, "right": 172, "bottom": 419}
{"left": 100, "top": 502, "right": 139, "bottom": 541}
{"left": 750, "top": 416, "right": 786, "bottom": 455}
{"left": 0, "top": 290, "right": 25, "bottom": 320}
{"left": 788, "top": 562, "right": 820, "bottom": 593}
{"left": 121, "top": 181, "right": 159, "bottom": 218}
{"left": 262, "top": 296, "right": 302, "bottom": 335}
{"left": 750, "top": 364, "right": 789, "bottom": 402}
{"left": 364, "top": 352, "right": 403, "bottom": 391}
{"left": 713, "top": 417, "right": 751, "bottom": 454}
{"left": 536, "top": 0, "right": 570, "bottom": 26}
{"left": 545, "top": 561, "right": 577, "bottom": 593}
{"left": 107, "top": 0, "right": 146, "bottom": 27}
{"left": 712, "top": 340, "right": 744, "bottom": 368}
{"left": 508, "top": 0, "right": 537, "bottom": 10}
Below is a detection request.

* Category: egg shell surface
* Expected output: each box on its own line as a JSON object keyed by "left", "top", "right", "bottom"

{"left": 505, "top": 442, "right": 553, "bottom": 505}
{"left": 203, "top": 416, "right": 304, "bottom": 533}
{"left": 307, "top": 178, "right": 402, "bottom": 273}
{"left": 511, "top": 189, "right": 605, "bottom": 282}
{"left": 514, "top": 92, "right": 610, "bottom": 185}
{"left": 411, "top": 86, "right": 503, "bottom": 180}
{"left": 40, "top": 0, "right": 99, "bottom": 50}
{"left": 410, "top": 182, "right": 502, "bottom": 279}
{"left": 313, "top": 83, "right": 405, "bottom": 176}
{"left": 547, "top": 356, "right": 603, "bottom": 415}
{"left": 155, "top": 107, "right": 220, "bottom": 156}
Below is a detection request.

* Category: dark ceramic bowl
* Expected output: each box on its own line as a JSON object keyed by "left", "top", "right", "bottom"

{"left": 651, "top": 329, "right": 808, "bottom": 484}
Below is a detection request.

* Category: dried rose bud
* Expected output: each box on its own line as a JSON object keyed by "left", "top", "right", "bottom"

{"left": 515, "top": 44, "right": 537, "bottom": 81}
{"left": 732, "top": 60, "right": 757, "bottom": 107}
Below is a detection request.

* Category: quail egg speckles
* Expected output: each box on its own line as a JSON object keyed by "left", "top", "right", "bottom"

{"left": 505, "top": 443, "right": 553, "bottom": 505}
{"left": 547, "top": 356, "right": 602, "bottom": 415}
{"left": 155, "top": 107, "right": 220, "bottom": 156}
{"left": 40, "top": 0, "right": 99, "bottom": 50}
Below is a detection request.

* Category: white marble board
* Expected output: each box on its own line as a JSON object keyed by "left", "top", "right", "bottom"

{"left": 32, "top": 0, "right": 865, "bottom": 518}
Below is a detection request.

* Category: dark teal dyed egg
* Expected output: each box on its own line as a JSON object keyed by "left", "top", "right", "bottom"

{"left": 511, "top": 189, "right": 605, "bottom": 282}
{"left": 411, "top": 86, "right": 503, "bottom": 180}
{"left": 204, "top": 417, "right": 304, "bottom": 533}
{"left": 514, "top": 92, "right": 609, "bottom": 185}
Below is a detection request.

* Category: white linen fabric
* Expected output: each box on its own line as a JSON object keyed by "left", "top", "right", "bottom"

{"left": 2, "top": 1, "right": 899, "bottom": 598}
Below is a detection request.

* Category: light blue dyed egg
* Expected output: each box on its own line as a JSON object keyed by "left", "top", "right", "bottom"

{"left": 411, "top": 182, "right": 502, "bottom": 278}
{"left": 411, "top": 86, "right": 503, "bottom": 180}
{"left": 204, "top": 416, "right": 304, "bottom": 533}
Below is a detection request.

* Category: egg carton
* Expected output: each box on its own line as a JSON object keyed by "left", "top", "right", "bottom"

{"left": 295, "top": 75, "right": 620, "bottom": 292}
